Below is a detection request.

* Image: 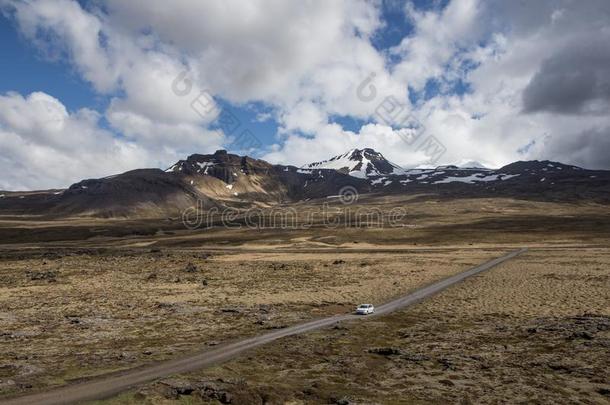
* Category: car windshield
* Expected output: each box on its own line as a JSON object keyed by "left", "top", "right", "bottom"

{"left": 359, "top": 305, "right": 369, "bottom": 308}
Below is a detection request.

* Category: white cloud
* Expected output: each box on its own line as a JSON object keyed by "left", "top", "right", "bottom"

{"left": 103, "top": 0, "right": 391, "bottom": 105}
{"left": 7, "top": 0, "right": 398, "bottom": 122}
{"left": 390, "top": 0, "right": 484, "bottom": 91}
{"left": 0, "top": 92, "right": 147, "bottom": 190}
{"left": 105, "top": 106, "right": 224, "bottom": 156}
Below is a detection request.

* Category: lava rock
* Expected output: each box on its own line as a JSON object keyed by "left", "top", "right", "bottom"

{"left": 26, "top": 270, "right": 57, "bottom": 282}
{"left": 368, "top": 347, "right": 402, "bottom": 356}
{"left": 184, "top": 263, "right": 198, "bottom": 273}
{"left": 197, "top": 381, "right": 233, "bottom": 404}
{"left": 597, "top": 387, "right": 610, "bottom": 397}
{"left": 569, "top": 330, "right": 594, "bottom": 340}
{"left": 160, "top": 379, "right": 194, "bottom": 399}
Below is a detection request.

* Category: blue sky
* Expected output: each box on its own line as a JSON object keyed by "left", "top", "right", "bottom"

{"left": 0, "top": 15, "right": 103, "bottom": 110}
{"left": 1, "top": 0, "right": 609, "bottom": 190}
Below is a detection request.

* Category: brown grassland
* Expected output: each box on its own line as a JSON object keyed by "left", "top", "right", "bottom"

{"left": 0, "top": 194, "right": 608, "bottom": 403}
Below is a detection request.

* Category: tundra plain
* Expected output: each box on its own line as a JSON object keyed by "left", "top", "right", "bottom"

{"left": 0, "top": 195, "right": 608, "bottom": 403}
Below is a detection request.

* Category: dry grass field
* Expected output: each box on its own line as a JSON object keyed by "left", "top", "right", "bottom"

{"left": 0, "top": 195, "right": 609, "bottom": 403}
{"left": 0, "top": 247, "right": 501, "bottom": 398}
{"left": 104, "top": 248, "right": 609, "bottom": 404}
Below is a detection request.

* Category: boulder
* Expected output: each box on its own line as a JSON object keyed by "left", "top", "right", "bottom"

{"left": 184, "top": 263, "right": 198, "bottom": 273}
{"left": 368, "top": 347, "right": 402, "bottom": 356}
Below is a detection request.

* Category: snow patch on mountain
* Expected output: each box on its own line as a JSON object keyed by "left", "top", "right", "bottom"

{"left": 196, "top": 161, "right": 216, "bottom": 174}
{"left": 433, "top": 173, "right": 520, "bottom": 184}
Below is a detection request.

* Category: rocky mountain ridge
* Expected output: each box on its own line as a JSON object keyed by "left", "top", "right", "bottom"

{"left": 1, "top": 149, "right": 608, "bottom": 218}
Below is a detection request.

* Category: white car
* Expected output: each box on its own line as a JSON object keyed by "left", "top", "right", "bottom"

{"left": 355, "top": 304, "right": 375, "bottom": 315}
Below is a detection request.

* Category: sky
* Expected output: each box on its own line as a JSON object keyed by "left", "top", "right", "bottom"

{"left": 1, "top": 0, "right": 609, "bottom": 190}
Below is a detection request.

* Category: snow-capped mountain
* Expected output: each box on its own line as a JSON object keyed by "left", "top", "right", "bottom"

{"left": 302, "top": 148, "right": 406, "bottom": 178}
{"left": 364, "top": 159, "right": 608, "bottom": 200}
{"left": 2, "top": 150, "right": 608, "bottom": 218}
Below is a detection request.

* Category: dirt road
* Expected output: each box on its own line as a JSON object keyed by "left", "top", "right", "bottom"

{"left": 3, "top": 248, "right": 527, "bottom": 405}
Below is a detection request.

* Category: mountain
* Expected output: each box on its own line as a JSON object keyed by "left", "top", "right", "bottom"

{"left": 0, "top": 169, "right": 217, "bottom": 218}
{"left": 1, "top": 150, "right": 608, "bottom": 218}
{"left": 166, "top": 150, "right": 273, "bottom": 182}
{"left": 164, "top": 150, "right": 291, "bottom": 204}
{"left": 302, "top": 148, "right": 406, "bottom": 178}
{"left": 366, "top": 159, "right": 610, "bottom": 201}
{"left": 163, "top": 150, "right": 370, "bottom": 205}
{"left": 0, "top": 150, "right": 370, "bottom": 217}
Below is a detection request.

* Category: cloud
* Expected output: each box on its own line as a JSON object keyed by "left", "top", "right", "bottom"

{"left": 103, "top": 0, "right": 391, "bottom": 106}
{"left": 5, "top": 0, "right": 399, "bottom": 122}
{"left": 544, "top": 127, "right": 610, "bottom": 170}
{"left": 390, "top": 0, "right": 484, "bottom": 91}
{"left": 0, "top": 91, "right": 146, "bottom": 190}
{"left": 105, "top": 106, "right": 224, "bottom": 156}
{"left": 522, "top": 36, "right": 610, "bottom": 115}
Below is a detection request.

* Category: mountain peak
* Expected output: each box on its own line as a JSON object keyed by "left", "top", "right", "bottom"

{"left": 303, "top": 148, "right": 405, "bottom": 178}
{"left": 165, "top": 150, "right": 272, "bottom": 183}
{"left": 343, "top": 147, "right": 383, "bottom": 157}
